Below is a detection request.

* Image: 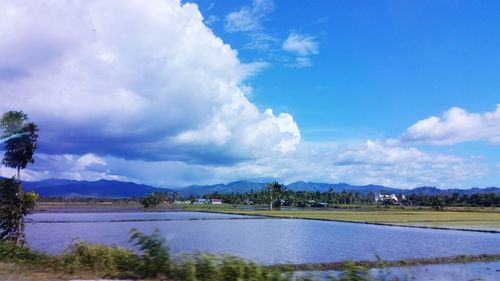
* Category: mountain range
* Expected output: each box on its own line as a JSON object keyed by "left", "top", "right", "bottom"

{"left": 12, "top": 178, "right": 500, "bottom": 198}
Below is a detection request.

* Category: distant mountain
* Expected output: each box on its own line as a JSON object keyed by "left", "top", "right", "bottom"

{"left": 286, "top": 181, "right": 401, "bottom": 194}
{"left": 22, "top": 179, "right": 172, "bottom": 198}
{"left": 407, "top": 186, "right": 500, "bottom": 196}
{"left": 178, "top": 180, "right": 267, "bottom": 196}
{"left": 179, "top": 180, "right": 500, "bottom": 196}
{"left": 10, "top": 178, "right": 500, "bottom": 198}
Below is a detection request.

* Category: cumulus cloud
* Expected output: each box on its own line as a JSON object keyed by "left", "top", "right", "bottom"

{"left": 330, "top": 140, "right": 486, "bottom": 188}
{"left": 0, "top": 0, "right": 300, "bottom": 163}
{"left": 282, "top": 31, "right": 319, "bottom": 56}
{"left": 224, "top": 0, "right": 274, "bottom": 33}
{"left": 401, "top": 105, "right": 500, "bottom": 145}
{"left": 0, "top": 153, "right": 127, "bottom": 182}
{"left": 210, "top": 140, "right": 485, "bottom": 188}
{"left": 0, "top": 0, "right": 491, "bottom": 189}
{"left": 76, "top": 141, "right": 487, "bottom": 188}
{"left": 3, "top": 138, "right": 487, "bottom": 188}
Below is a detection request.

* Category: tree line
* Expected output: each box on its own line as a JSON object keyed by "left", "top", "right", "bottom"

{"left": 198, "top": 189, "right": 500, "bottom": 208}
{"left": 38, "top": 188, "right": 500, "bottom": 209}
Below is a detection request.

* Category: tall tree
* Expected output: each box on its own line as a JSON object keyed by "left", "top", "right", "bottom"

{"left": 0, "top": 111, "right": 39, "bottom": 245}
{"left": 1, "top": 111, "right": 38, "bottom": 180}
{"left": 266, "top": 181, "right": 284, "bottom": 211}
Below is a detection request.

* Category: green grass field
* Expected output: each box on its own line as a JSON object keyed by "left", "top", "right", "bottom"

{"left": 185, "top": 204, "right": 500, "bottom": 232}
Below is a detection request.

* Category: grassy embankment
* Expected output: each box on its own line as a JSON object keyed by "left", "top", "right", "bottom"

{"left": 184, "top": 204, "right": 500, "bottom": 232}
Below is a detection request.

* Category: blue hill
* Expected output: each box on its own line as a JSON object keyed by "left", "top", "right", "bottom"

{"left": 10, "top": 178, "right": 500, "bottom": 198}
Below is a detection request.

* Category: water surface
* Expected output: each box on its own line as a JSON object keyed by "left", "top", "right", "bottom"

{"left": 298, "top": 261, "right": 500, "bottom": 281}
{"left": 26, "top": 212, "right": 500, "bottom": 265}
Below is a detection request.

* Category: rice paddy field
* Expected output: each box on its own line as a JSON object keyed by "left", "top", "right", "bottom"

{"left": 184, "top": 205, "right": 500, "bottom": 232}
{"left": 35, "top": 202, "right": 500, "bottom": 232}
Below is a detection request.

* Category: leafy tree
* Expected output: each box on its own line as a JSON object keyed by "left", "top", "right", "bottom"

{"left": 1, "top": 111, "right": 38, "bottom": 180}
{"left": 0, "top": 111, "right": 39, "bottom": 245}
{"left": 172, "top": 191, "right": 179, "bottom": 203}
{"left": 431, "top": 196, "right": 445, "bottom": 210}
{"left": 0, "top": 178, "right": 38, "bottom": 245}
{"left": 140, "top": 192, "right": 167, "bottom": 208}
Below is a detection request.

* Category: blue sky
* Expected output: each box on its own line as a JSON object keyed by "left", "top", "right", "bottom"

{"left": 0, "top": 0, "right": 499, "bottom": 188}
{"left": 200, "top": 0, "right": 500, "bottom": 138}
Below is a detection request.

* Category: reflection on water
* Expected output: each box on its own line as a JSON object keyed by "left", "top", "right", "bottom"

{"left": 29, "top": 211, "right": 259, "bottom": 222}
{"left": 297, "top": 261, "right": 500, "bottom": 281}
{"left": 26, "top": 212, "right": 500, "bottom": 265}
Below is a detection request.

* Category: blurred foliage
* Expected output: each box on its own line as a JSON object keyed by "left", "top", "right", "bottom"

{"left": 0, "top": 228, "right": 416, "bottom": 280}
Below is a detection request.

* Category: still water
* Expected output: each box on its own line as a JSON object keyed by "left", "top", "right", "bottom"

{"left": 297, "top": 261, "right": 500, "bottom": 281}
{"left": 26, "top": 212, "right": 500, "bottom": 265}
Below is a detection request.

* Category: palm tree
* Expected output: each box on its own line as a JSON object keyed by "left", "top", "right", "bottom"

{"left": 266, "top": 181, "right": 284, "bottom": 211}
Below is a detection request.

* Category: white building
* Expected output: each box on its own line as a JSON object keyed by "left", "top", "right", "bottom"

{"left": 194, "top": 199, "right": 208, "bottom": 204}
{"left": 375, "top": 193, "right": 402, "bottom": 203}
{"left": 210, "top": 199, "right": 222, "bottom": 205}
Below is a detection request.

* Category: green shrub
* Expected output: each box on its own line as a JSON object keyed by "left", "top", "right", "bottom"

{"left": 0, "top": 239, "right": 49, "bottom": 264}
{"left": 193, "top": 254, "right": 219, "bottom": 281}
{"left": 176, "top": 257, "right": 198, "bottom": 281}
{"left": 59, "top": 242, "right": 139, "bottom": 276}
{"left": 336, "top": 262, "right": 372, "bottom": 281}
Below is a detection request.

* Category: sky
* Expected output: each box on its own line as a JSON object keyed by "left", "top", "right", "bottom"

{"left": 0, "top": 0, "right": 499, "bottom": 189}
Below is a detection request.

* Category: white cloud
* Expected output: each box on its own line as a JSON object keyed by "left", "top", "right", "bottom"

{"left": 401, "top": 105, "right": 500, "bottom": 145}
{"left": 0, "top": 0, "right": 300, "bottom": 163}
{"left": 329, "top": 140, "right": 486, "bottom": 188}
{"left": 282, "top": 31, "right": 319, "bottom": 56}
{"left": 204, "top": 15, "right": 219, "bottom": 25}
{"left": 224, "top": 0, "right": 274, "bottom": 33}
{"left": 286, "top": 57, "right": 312, "bottom": 68}
{"left": 8, "top": 139, "right": 488, "bottom": 188}
{"left": 0, "top": 153, "right": 127, "bottom": 182}
{"left": 0, "top": 1, "right": 493, "bottom": 189}
{"left": 206, "top": 140, "right": 486, "bottom": 188}
{"left": 243, "top": 33, "right": 279, "bottom": 51}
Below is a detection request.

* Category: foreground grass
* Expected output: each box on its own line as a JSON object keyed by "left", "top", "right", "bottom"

{"left": 2, "top": 225, "right": 500, "bottom": 280}
{"left": 0, "top": 263, "right": 112, "bottom": 281}
{"left": 184, "top": 204, "right": 500, "bottom": 232}
{"left": 0, "top": 229, "right": 316, "bottom": 281}
{"left": 1, "top": 240, "right": 500, "bottom": 281}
